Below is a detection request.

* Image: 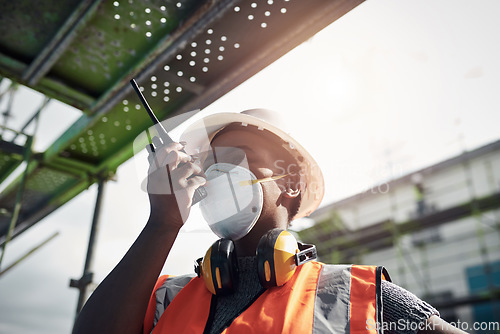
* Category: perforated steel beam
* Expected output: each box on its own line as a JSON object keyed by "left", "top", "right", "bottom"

{"left": 44, "top": 0, "right": 239, "bottom": 165}
{"left": 170, "top": 0, "right": 367, "bottom": 117}
{"left": 0, "top": 0, "right": 367, "bottom": 246}
{"left": 22, "top": 0, "right": 104, "bottom": 85}
{"left": 0, "top": 55, "right": 95, "bottom": 110}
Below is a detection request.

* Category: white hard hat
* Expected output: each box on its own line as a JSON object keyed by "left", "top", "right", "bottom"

{"left": 180, "top": 109, "right": 324, "bottom": 219}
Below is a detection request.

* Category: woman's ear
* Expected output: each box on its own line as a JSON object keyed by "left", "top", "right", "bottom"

{"left": 279, "top": 172, "right": 301, "bottom": 199}
{"left": 283, "top": 188, "right": 301, "bottom": 198}
{"left": 280, "top": 188, "right": 302, "bottom": 223}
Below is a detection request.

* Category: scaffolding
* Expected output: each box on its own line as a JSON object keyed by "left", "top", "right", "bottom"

{"left": 297, "top": 140, "right": 500, "bottom": 323}
{"left": 0, "top": 0, "right": 366, "bottom": 316}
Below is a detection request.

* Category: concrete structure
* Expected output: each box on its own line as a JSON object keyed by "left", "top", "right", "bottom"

{"left": 298, "top": 140, "right": 500, "bottom": 327}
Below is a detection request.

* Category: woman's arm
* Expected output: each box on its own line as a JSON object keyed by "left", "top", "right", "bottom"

{"left": 72, "top": 141, "right": 205, "bottom": 334}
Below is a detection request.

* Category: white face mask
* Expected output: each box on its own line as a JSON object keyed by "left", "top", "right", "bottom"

{"left": 200, "top": 163, "right": 263, "bottom": 240}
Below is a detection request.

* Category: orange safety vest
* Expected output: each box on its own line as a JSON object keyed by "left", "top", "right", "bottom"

{"left": 143, "top": 262, "right": 389, "bottom": 334}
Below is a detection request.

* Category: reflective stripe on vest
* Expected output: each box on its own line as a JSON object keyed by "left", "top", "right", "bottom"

{"left": 145, "top": 262, "right": 387, "bottom": 334}
{"left": 153, "top": 274, "right": 196, "bottom": 328}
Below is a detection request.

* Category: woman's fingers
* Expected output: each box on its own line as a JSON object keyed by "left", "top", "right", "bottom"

{"left": 186, "top": 175, "right": 207, "bottom": 188}
{"left": 147, "top": 142, "right": 190, "bottom": 173}
{"left": 145, "top": 139, "right": 205, "bottom": 226}
{"left": 172, "top": 161, "right": 202, "bottom": 180}
{"left": 171, "top": 162, "right": 206, "bottom": 189}
{"left": 162, "top": 150, "right": 192, "bottom": 170}
{"left": 147, "top": 140, "right": 206, "bottom": 197}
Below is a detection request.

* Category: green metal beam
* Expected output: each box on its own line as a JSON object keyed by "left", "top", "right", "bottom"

{"left": 88, "top": 0, "right": 229, "bottom": 115}
{"left": 0, "top": 178, "right": 93, "bottom": 247}
{"left": 0, "top": 53, "right": 95, "bottom": 110}
{"left": 0, "top": 0, "right": 367, "bottom": 247}
{"left": 23, "top": 0, "right": 104, "bottom": 85}
{"left": 43, "top": 0, "right": 238, "bottom": 166}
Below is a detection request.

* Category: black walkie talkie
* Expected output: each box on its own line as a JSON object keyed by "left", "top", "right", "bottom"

{"left": 130, "top": 79, "right": 207, "bottom": 204}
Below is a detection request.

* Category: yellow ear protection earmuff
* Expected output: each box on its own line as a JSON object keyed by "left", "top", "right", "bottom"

{"left": 195, "top": 228, "right": 317, "bottom": 295}
{"left": 257, "top": 229, "right": 301, "bottom": 288}
{"left": 195, "top": 238, "right": 239, "bottom": 295}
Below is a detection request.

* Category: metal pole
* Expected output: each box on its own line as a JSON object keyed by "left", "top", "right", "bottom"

{"left": 0, "top": 94, "right": 42, "bottom": 268}
{"left": 70, "top": 178, "right": 106, "bottom": 315}
{"left": 0, "top": 84, "right": 18, "bottom": 137}
{"left": 0, "top": 136, "right": 33, "bottom": 269}
{"left": 11, "top": 97, "right": 51, "bottom": 141}
{"left": 0, "top": 232, "right": 59, "bottom": 278}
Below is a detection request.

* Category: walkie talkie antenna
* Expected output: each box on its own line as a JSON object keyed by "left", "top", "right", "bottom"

{"left": 130, "top": 79, "right": 173, "bottom": 145}
{"left": 130, "top": 78, "right": 207, "bottom": 204}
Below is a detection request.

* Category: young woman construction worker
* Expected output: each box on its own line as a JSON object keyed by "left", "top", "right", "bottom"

{"left": 73, "top": 110, "right": 466, "bottom": 334}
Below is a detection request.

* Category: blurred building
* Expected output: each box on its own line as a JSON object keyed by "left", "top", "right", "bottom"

{"left": 298, "top": 139, "right": 500, "bottom": 327}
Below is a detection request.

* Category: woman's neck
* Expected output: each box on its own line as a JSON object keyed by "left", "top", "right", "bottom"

{"left": 233, "top": 217, "right": 289, "bottom": 256}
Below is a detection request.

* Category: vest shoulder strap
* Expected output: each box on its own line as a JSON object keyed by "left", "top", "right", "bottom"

{"left": 313, "top": 264, "right": 352, "bottom": 333}
{"left": 314, "top": 264, "right": 389, "bottom": 334}
{"left": 152, "top": 275, "right": 212, "bottom": 333}
{"left": 143, "top": 273, "right": 196, "bottom": 334}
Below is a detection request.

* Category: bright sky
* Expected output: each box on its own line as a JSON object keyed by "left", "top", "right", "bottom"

{"left": 1, "top": 0, "right": 500, "bottom": 333}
